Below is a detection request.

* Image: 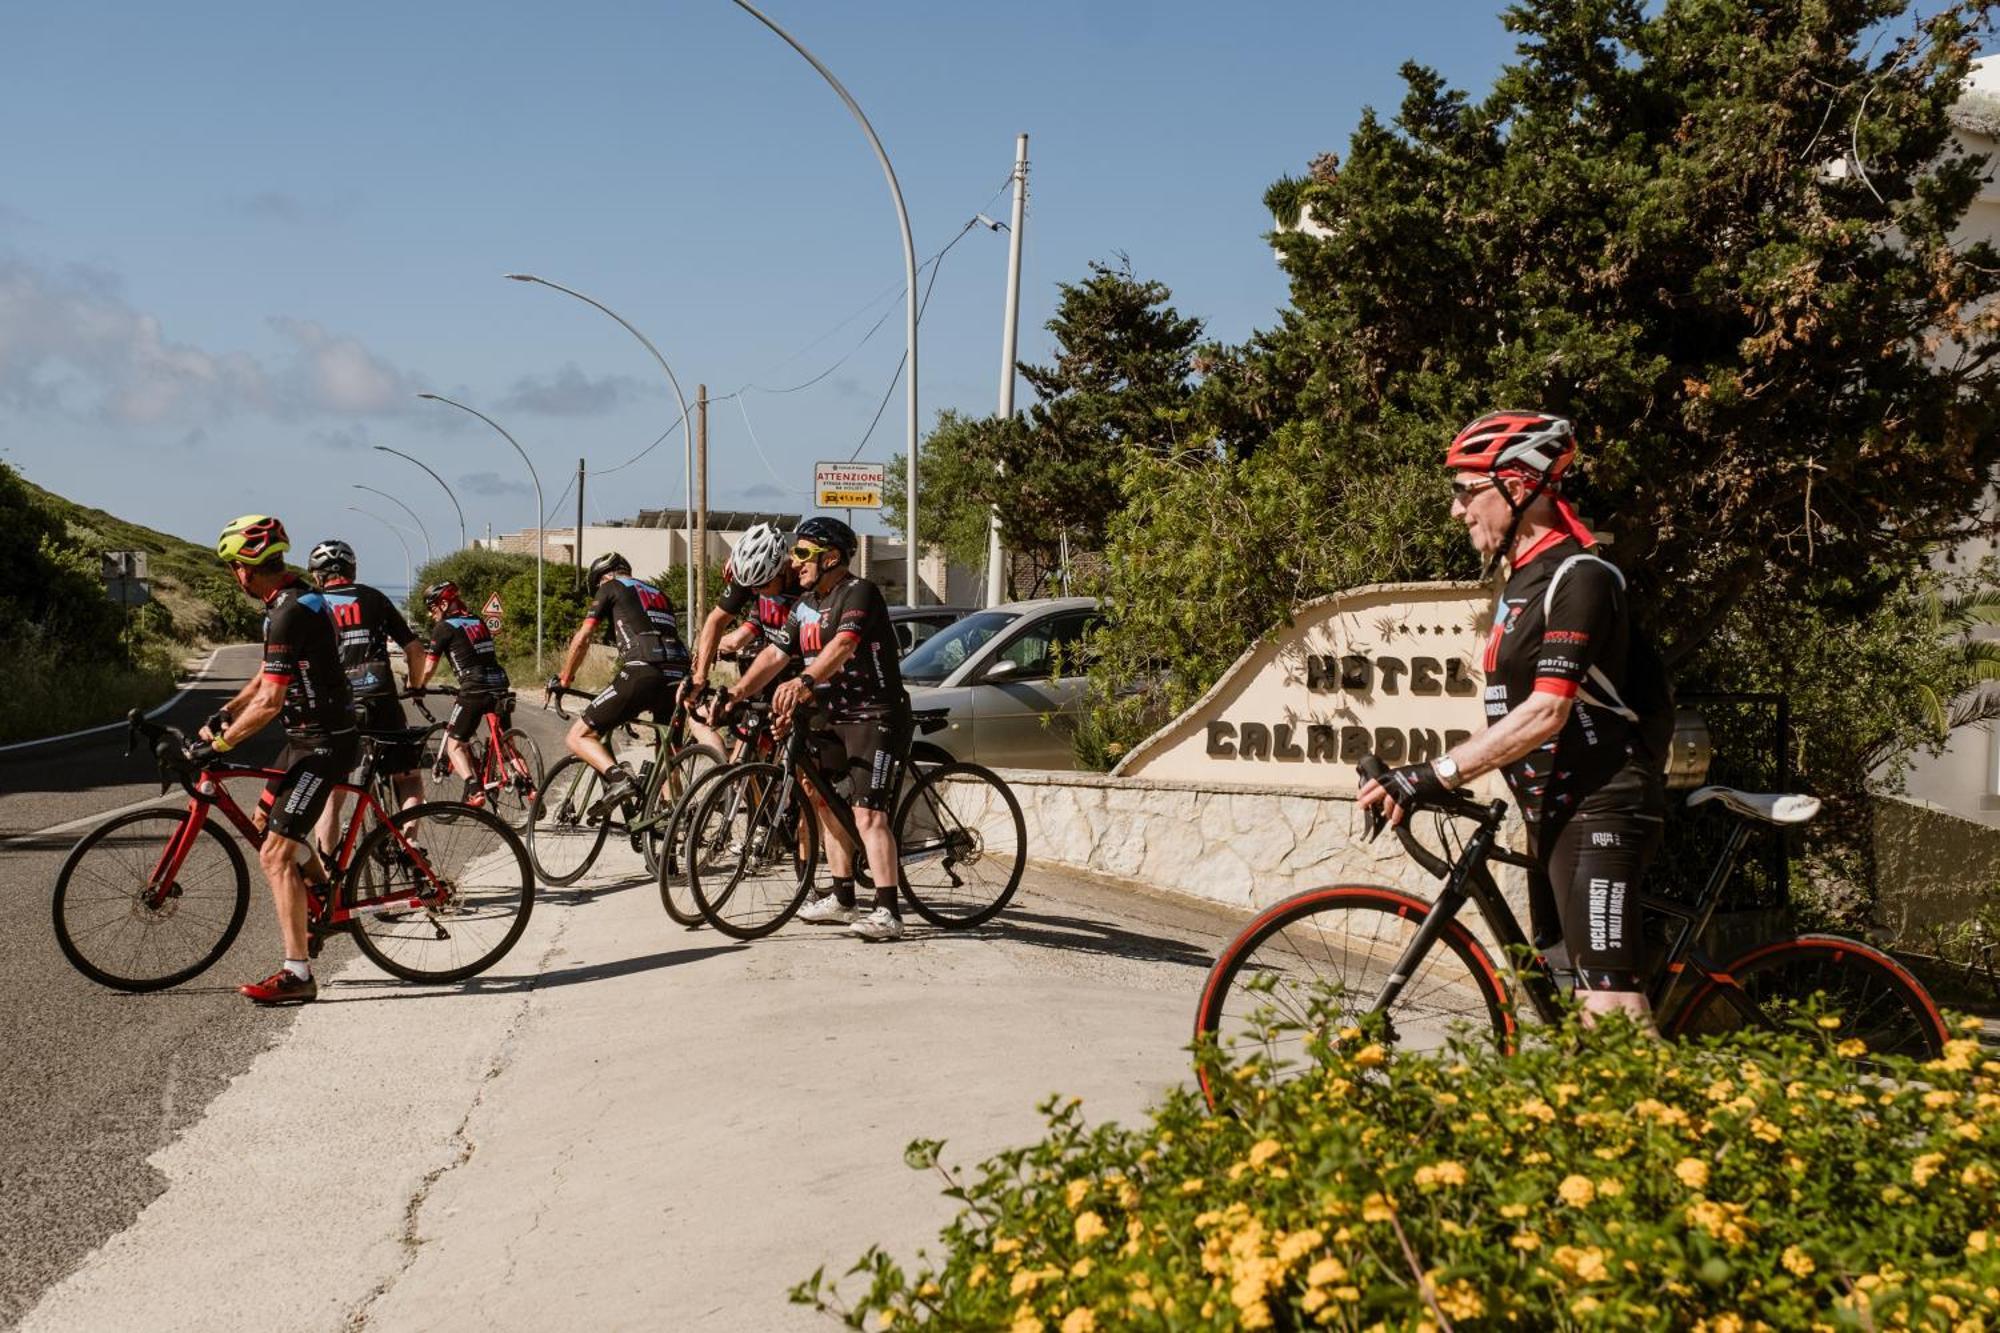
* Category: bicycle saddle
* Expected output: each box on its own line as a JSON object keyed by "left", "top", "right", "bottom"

{"left": 360, "top": 726, "right": 440, "bottom": 745}
{"left": 1686, "top": 786, "right": 1821, "bottom": 826}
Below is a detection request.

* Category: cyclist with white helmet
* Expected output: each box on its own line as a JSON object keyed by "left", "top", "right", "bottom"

{"left": 307, "top": 539, "right": 424, "bottom": 852}
{"left": 681, "top": 522, "right": 798, "bottom": 747}
{"left": 1358, "top": 411, "right": 1674, "bottom": 1025}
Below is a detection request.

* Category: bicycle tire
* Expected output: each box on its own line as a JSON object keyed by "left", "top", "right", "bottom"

{"left": 896, "top": 761, "right": 1026, "bottom": 929}
{"left": 347, "top": 801, "right": 534, "bottom": 983}
{"left": 53, "top": 809, "right": 251, "bottom": 992}
{"left": 686, "top": 763, "right": 817, "bottom": 940}
{"left": 655, "top": 756, "right": 737, "bottom": 926}
{"left": 528, "top": 755, "right": 612, "bottom": 886}
{"left": 489, "top": 728, "right": 544, "bottom": 833}
{"left": 1193, "top": 885, "right": 1513, "bottom": 1109}
{"left": 640, "top": 744, "right": 724, "bottom": 878}
{"left": 1663, "top": 933, "right": 1947, "bottom": 1059}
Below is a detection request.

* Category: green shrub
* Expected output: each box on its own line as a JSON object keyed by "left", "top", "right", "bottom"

{"left": 798, "top": 1017, "right": 1999, "bottom": 1330}
{"left": 0, "top": 627, "right": 177, "bottom": 743}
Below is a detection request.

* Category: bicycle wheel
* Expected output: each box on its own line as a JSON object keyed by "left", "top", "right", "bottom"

{"left": 658, "top": 760, "right": 739, "bottom": 927}
{"left": 528, "top": 756, "right": 611, "bottom": 886}
{"left": 686, "top": 763, "right": 817, "bottom": 940}
{"left": 640, "top": 744, "right": 723, "bottom": 878}
{"left": 1193, "top": 886, "right": 1512, "bottom": 1108}
{"left": 53, "top": 809, "right": 251, "bottom": 992}
{"left": 487, "top": 728, "right": 544, "bottom": 834}
{"left": 896, "top": 762, "right": 1026, "bottom": 929}
{"left": 1664, "top": 934, "right": 1947, "bottom": 1059}
{"left": 346, "top": 801, "right": 534, "bottom": 983}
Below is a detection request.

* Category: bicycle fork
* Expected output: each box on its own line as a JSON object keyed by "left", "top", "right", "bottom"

{"left": 1367, "top": 824, "right": 1500, "bottom": 1028}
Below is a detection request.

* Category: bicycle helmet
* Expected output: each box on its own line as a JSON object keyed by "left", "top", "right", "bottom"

{"left": 1445, "top": 410, "right": 1575, "bottom": 480}
{"left": 423, "top": 579, "right": 461, "bottom": 611}
{"left": 729, "top": 523, "right": 789, "bottom": 587}
{"left": 308, "top": 538, "right": 357, "bottom": 579}
{"left": 793, "top": 515, "right": 857, "bottom": 560}
{"left": 586, "top": 551, "right": 632, "bottom": 585}
{"left": 216, "top": 514, "right": 289, "bottom": 566}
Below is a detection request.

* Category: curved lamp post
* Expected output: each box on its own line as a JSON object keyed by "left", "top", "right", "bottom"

{"left": 503, "top": 273, "right": 696, "bottom": 617}
{"left": 353, "top": 484, "right": 433, "bottom": 569}
{"left": 373, "top": 444, "right": 467, "bottom": 550}
{"left": 726, "top": 0, "right": 922, "bottom": 606}
{"left": 416, "top": 392, "right": 545, "bottom": 674}
{"left": 346, "top": 505, "right": 415, "bottom": 594}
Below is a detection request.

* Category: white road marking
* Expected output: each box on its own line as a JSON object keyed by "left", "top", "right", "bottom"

{"left": 0, "top": 645, "right": 233, "bottom": 756}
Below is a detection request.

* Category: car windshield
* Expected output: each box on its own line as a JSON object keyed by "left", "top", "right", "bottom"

{"left": 901, "top": 610, "right": 1019, "bottom": 683}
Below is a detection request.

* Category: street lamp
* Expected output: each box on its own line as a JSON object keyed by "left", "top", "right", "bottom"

{"left": 373, "top": 444, "right": 467, "bottom": 550}
{"left": 346, "top": 506, "right": 415, "bottom": 594}
{"left": 352, "top": 484, "right": 433, "bottom": 569}
{"left": 503, "top": 273, "right": 696, "bottom": 617}
{"left": 726, "top": 0, "right": 922, "bottom": 607}
{"left": 416, "top": 392, "right": 546, "bottom": 674}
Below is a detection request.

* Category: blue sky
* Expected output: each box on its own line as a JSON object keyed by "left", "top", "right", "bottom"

{"left": 0, "top": 1, "right": 1525, "bottom": 588}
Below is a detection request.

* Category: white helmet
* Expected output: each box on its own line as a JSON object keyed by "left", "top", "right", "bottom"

{"left": 308, "top": 538, "right": 357, "bottom": 578}
{"left": 730, "top": 522, "right": 788, "bottom": 588}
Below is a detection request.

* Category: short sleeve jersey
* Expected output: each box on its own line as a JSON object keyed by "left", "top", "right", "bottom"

{"left": 718, "top": 570, "right": 803, "bottom": 672}
{"left": 584, "top": 576, "right": 689, "bottom": 670}
{"left": 427, "top": 615, "right": 510, "bottom": 693}
{"left": 785, "top": 573, "right": 903, "bottom": 721}
{"left": 261, "top": 580, "right": 355, "bottom": 740}
{"left": 317, "top": 581, "right": 417, "bottom": 700}
{"left": 1483, "top": 535, "right": 1670, "bottom": 829}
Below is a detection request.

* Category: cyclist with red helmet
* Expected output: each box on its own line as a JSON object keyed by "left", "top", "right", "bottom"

{"left": 1358, "top": 411, "right": 1674, "bottom": 1025}
{"left": 408, "top": 579, "right": 512, "bottom": 802}
{"left": 194, "top": 514, "right": 357, "bottom": 1005}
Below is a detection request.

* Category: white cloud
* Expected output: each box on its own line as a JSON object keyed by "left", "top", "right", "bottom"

{"left": 498, "top": 362, "right": 657, "bottom": 416}
{"left": 268, "top": 317, "right": 415, "bottom": 415}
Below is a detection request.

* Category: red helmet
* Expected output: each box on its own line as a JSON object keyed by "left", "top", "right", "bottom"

{"left": 423, "top": 579, "right": 462, "bottom": 612}
{"left": 1445, "top": 411, "right": 1575, "bottom": 480}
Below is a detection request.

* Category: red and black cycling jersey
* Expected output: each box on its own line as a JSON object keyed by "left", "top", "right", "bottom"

{"left": 719, "top": 569, "right": 803, "bottom": 672}
{"left": 785, "top": 573, "right": 903, "bottom": 721}
{"left": 316, "top": 580, "right": 416, "bottom": 700}
{"left": 261, "top": 579, "right": 355, "bottom": 741}
{"left": 583, "top": 576, "right": 689, "bottom": 671}
{"left": 1483, "top": 534, "right": 1671, "bottom": 828}
{"left": 427, "top": 614, "right": 511, "bottom": 693}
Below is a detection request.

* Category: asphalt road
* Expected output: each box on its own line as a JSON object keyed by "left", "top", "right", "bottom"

{"left": 0, "top": 647, "right": 574, "bottom": 1327}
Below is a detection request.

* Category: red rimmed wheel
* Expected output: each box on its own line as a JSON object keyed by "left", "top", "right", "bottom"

{"left": 1663, "top": 933, "right": 1946, "bottom": 1060}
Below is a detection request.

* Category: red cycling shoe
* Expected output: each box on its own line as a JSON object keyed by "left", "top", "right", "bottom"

{"left": 240, "top": 969, "right": 318, "bottom": 1006}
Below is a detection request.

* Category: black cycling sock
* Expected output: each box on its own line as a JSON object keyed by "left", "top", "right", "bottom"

{"left": 873, "top": 883, "right": 897, "bottom": 914}
{"left": 831, "top": 876, "right": 856, "bottom": 909}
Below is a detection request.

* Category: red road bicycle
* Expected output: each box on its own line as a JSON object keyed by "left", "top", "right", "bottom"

{"left": 52, "top": 711, "right": 534, "bottom": 992}
{"left": 414, "top": 685, "right": 542, "bottom": 834}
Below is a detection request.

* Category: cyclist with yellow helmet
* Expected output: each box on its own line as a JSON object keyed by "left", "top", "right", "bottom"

{"left": 196, "top": 514, "right": 356, "bottom": 1005}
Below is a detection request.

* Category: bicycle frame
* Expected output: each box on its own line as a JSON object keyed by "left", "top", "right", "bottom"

{"left": 548, "top": 683, "right": 694, "bottom": 838}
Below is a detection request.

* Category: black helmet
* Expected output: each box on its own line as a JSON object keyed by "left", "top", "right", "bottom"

{"left": 423, "top": 580, "right": 461, "bottom": 611}
{"left": 794, "top": 516, "right": 857, "bottom": 560}
{"left": 586, "top": 551, "right": 632, "bottom": 585}
{"left": 308, "top": 539, "right": 356, "bottom": 579}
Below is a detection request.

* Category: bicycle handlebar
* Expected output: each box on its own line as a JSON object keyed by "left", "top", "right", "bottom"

{"left": 1355, "top": 755, "right": 1509, "bottom": 881}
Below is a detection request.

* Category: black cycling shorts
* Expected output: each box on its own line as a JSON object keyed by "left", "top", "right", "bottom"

{"left": 829, "top": 708, "right": 913, "bottom": 813}
{"left": 353, "top": 696, "right": 419, "bottom": 775}
{"left": 447, "top": 692, "right": 509, "bottom": 742}
{"left": 260, "top": 732, "right": 360, "bottom": 842}
{"left": 1528, "top": 812, "right": 1664, "bottom": 989}
{"left": 582, "top": 662, "right": 683, "bottom": 735}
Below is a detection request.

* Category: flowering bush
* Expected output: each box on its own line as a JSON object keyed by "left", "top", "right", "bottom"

{"left": 794, "top": 1016, "right": 2000, "bottom": 1330}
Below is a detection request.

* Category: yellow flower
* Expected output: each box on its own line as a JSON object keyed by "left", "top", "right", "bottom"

{"left": 1572, "top": 1295, "right": 1603, "bottom": 1316}
{"left": 1060, "top": 1310, "right": 1095, "bottom": 1333}
{"left": 1306, "top": 1257, "right": 1347, "bottom": 1286}
{"left": 1511, "top": 1231, "right": 1542, "bottom": 1252}
{"left": 1070, "top": 1258, "right": 1093, "bottom": 1278}
{"left": 1434, "top": 1280, "right": 1484, "bottom": 1320}
{"left": 1010, "top": 1317, "right": 1044, "bottom": 1333}
{"left": 1117, "top": 1181, "right": 1141, "bottom": 1210}
{"left": 1962, "top": 1164, "right": 1997, "bottom": 1190}
{"left": 993, "top": 1237, "right": 1023, "bottom": 1255}
{"left": 1065, "top": 1179, "right": 1092, "bottom": 1209}
{"left": 1558, "top": 1174, "right": 1597, "bottom": 1207}
{"left": 1074, "top": 1212, "right": 1109, "bottom": 1246}
{"left": 1969, "top": 1230, "right": 1991, "bottom": 1253}
{"left": 1913, "top": 1152, "right": 1947, "bottom": 1188}
{"left": 1749, "top": 1118, "right": 1782, "bottom": 1144}
{"left": 1277, "top": 1228, "right": 1325, "bottom": 1264}
{"left": 1361, "top": 1193, "right": 1396, "bottom": 1223}
{"left": 968, "top": 1264, "right": 991, "bottom": 1288}
{"left": 1414, "top": 1161, "right": 1468, "bottom": 1189}
{"left": 1352, "top": 1044, "right": 1386, "bottom": 1069}
{"left": 1179, "top": 1178, "right": 1205, "bottom": 1194}
{"left": 1248, "top": 1138, "right": 1284, "bottom": 1169}
{"left": 1675, "top": 1158, "right": 1710, "bottom": 1190}
{"left": 1517, "top": 1097, "right": 1558, "bottom": 1124}
{"left": 1782, "top": 1245, "right": 1815, "bottom": 1278}
{"left": 1925, "top": 1090, "right": 1958, "bottom": 1110}
{"left": 1552, "top": 1244, "right": 1610, "bottom": 1282}
{"left": 1836, "top": 1038, "right": 1867, "bottom": 1058}
{"left": 1816, "top": 1014, "right": 1844, "bottom": 1030}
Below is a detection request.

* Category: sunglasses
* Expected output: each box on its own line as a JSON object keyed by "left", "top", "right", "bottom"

{"left": 790, "top": 542, "right": 827, "bottom": 562}
{"left": 1450, "top": 477, "right": 1497, "bottom": 502}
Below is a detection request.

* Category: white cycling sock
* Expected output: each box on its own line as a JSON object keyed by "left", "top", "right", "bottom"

{"left": 283, "top": 958, "right": 312, "bottom": 981}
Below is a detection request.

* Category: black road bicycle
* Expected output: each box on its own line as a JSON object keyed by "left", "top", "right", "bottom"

{"left": 1193, "top": 757, "right": 1947, "bottom": 1107}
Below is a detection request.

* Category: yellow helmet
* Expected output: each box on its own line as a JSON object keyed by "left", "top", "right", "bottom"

{"left": 216, "top": 514, "right": 290, "bottom": 566}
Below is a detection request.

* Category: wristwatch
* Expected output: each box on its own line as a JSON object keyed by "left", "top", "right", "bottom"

{"left": 1433, "top": 755, "right": 1462, "bottom": 789}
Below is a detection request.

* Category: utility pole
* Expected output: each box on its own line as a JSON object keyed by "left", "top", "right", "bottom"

{"left": 575, "top": 458, "right": 586, "bottom": 593}
{"left": 695, "top": 384, "right": 710, "bottom": 625}
{"left": 987, "top": 134, "right": 1029, "bottom": 608}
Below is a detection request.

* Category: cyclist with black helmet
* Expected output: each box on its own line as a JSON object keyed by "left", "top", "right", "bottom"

{"left": 308, "top": 538, "right": 424, "bottom": 849}
{"left": 682, "top": 522, "right": 799, "bottom": 747}
{"left": 724, "top": 516, "right": 911, "bottom": 941}
{"left": 408, "top": 580, "right": 512, "bottom": 803}
{"left": 194, "top": 514, "right": 356, "bottom": 1005}
{"left": 1358, "top": 411, "right": 1674, "bottom": 1026}
{"left": 551, "top": 552, "right": 691, "bottom": 811}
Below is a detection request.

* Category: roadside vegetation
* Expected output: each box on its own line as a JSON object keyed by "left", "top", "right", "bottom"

{"left": 889, "top": 0, "right": 2000, "bottom": 921}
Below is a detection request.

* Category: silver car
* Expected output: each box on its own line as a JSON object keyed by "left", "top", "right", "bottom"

{"left": 902, "top": 596, "right": 1103, "bottom": 769}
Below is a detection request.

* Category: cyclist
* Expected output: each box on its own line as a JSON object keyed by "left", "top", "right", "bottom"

{"left": 407, "top": 580, "right": 511, "bottom": 804}
{"left": 724, "top": 516, "right": 910, "bottom": 941}
{"left": 682, "top": 522, "right": 798, "bottom": 748}
{"left": 550, "top": 552, "right": 691, "bottom": 813}
{"left": 308, "top": 539, "right": 423, "bottom": 853}
{"left": 190, "top": 515, "right": 356, "bottom": 1006}
{"left": 1358, "top": 411, "right": 1673, "bottom": 1025}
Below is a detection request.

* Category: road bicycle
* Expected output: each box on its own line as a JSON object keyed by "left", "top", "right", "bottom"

{"left": 526, "top": 684, "right": 723, "bottom": 886}
{"left": 1192, "top": 756, "right": 1947, "bottom": 1107}
{"left": 51, "top": 711, "right": 535, "bottom": 992}
{"left": 655, "top": 693, "right": 782, "bottom": 927}
{"left": 411, "top": 685, "right": 542, "bottom": 834}
{"left": 679, "top": 698, "right": 1025, "bottom": 939}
